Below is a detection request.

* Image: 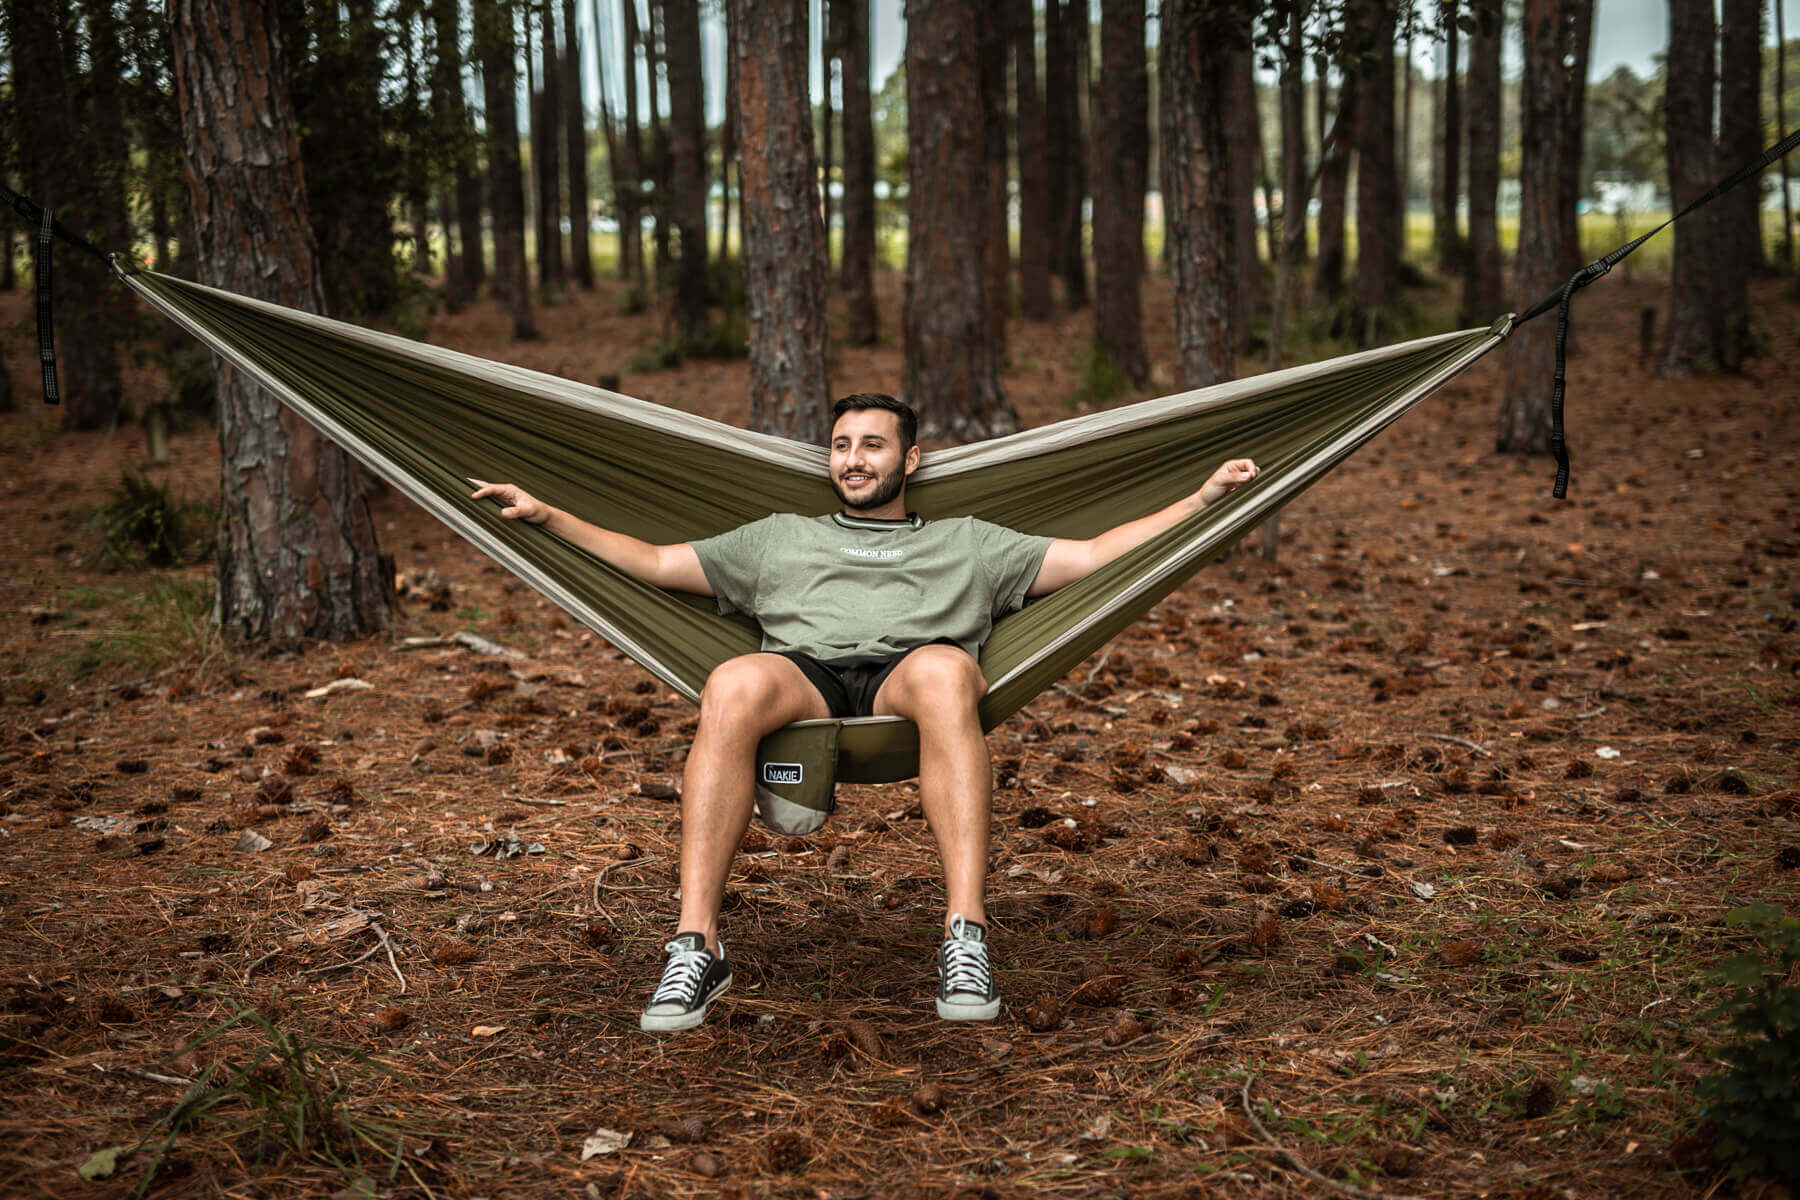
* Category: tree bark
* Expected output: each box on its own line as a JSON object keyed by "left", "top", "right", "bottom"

{"left": 9, "top": 0, "right": 126, "bottom": 430}
{"left": 432, "top": 0, "right": 480, "bottom": 303}
{"left": 1092, "top": 0, "right": 1148, "bottom": 387}
{"left": 1046, "top": 0, "right": 1088, "bottom": 309}
{"left": 619, "top": 0, "right": 646, "bottom": 285}
{"left": 664, "top": 0, "right": 709, "bottom": 340}
{"left": 1460, "top": 0, "right": 1502, "bottom": 324}
{"left": 1315, "top": 69, "right": 1358, "bottom": 301}
{"left": 720, "top": 0, "right": 739, "bottom": 260}
{"left": 821, "top": 0, "right": 836, "bottom": 258}
{"left": 169, "top": 0, "right": 390, "bottom": 641}
{"left": 647, "top": 0, "right": 671, "bottom": 285}
{"left": 729, "top": 0, "right": 830, "bottom": 439}
{"left": 904, "top": 0, "right": 1017, "bottom": 439}
{"left": 563, "top": 0, "right": 593, "bottom": 288}
{"left": 1500, "top": 0, "right": 1593, "bottom": 451}
{"left": 1719, "top": 0, "right": 1764, "bottom": 276}
{"left": 1277, "top": 1, "right": 1310, "bottom": 268}
{"left": 1160, "top": 0, "right": 1240, "bottom": 389}
{"left": 1013, "top": 0, "right": 1052, "bottom": 319}
{"left": 1351, "top": 0, "right": 1400, "bottom": 336}
{"left": 1434, "top": 0, "right": 1462, "bottom": 273}
{"left": 979, "top": 1, "right": 1011, "bottom": 358}
{"left": 1227, "top": 45, "right": 1262, "bottom": 351}
{"left": 533, "top": 4, "right": 568, "bottom": 303}
{"left": 838, "top": 0, "right": 879, "bottom": 342}
{"left": 1779, "top": 0, "right": 1794, "bottom": 270}
{"left": 478, "top": 2, "right": 538, "bottom": 339}
{"left": 1659, "top": 0, "right": 1748, "bottom": 373}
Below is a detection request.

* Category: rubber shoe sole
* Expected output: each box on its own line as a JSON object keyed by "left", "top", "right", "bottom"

{"left": 639, "top": 978, "right": 731, "bottom": 1032}
{"left": 936, "top": 991, "right": 1001, "bottom": 1021}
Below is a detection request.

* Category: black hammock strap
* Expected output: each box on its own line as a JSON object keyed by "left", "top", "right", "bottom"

{"left": 1514, "top": 123, "right": 1800, "bottom": 499}
{"left": 0, "top": 181, "right": 118, "bottom": 408}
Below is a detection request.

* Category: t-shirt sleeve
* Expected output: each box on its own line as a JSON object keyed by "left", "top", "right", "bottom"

{"left": 687, "top": 516, "right": 771, "bottom": 616}
{"left": 974, "top": 519, "right": 1056, "bottom": 619}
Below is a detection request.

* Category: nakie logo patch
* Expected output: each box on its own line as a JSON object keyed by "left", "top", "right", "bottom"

{"left": 762, "top": 762, "right": 804, "bottom": 786}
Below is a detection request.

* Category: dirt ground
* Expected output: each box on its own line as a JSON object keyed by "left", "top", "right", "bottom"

{"left": 0, "top": 264, "right": 1796, "bottom": 1200}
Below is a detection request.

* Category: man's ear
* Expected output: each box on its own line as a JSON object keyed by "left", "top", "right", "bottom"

{"left": 904, "top": 444, "right": 922, "bottom": 476}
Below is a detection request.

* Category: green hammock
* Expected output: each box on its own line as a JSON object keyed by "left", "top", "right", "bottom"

{"left": 119, "top": 267, "right": 1512, "bottom": 832}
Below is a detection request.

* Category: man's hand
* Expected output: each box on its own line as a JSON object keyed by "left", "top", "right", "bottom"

{"left": 1198, "top": 458, "right": 1258, "bottom": 506}
{"left": 470, "top": 480, "right": 552, "bottom": 525}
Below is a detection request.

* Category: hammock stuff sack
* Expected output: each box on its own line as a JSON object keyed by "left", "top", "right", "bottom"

{"left": 120, "top": 266, "right": 1512, "bottom": 834}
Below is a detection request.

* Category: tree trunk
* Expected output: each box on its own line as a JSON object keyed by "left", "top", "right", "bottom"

{"left": 432, "top": 0, "right": 477, "bottom": 304}
{"left": 904, "top": 0, "right": 1017, "bottom": 439}
{"left": 1092, "top": 0, "right": 1148, "bottom": 387}
{"left": 1719, "top": 0, "right": 1764, "bottom": 276}
{"left": 979, "top": 1, "right": 1011, "bottom": 358}
{"left": 820, "top": 0, "right": 836, "bottom": 260}
{"left": 9, "top": 0, "right": 125, "bottom": 430}
{"left": 1501, "top": 0, "right": 1593, "bottom": 451}
{"left": 619, "top": 0, "right": 646, "bottom": 285}
{"left": 1227, "top": 45, "right": 1262, "bottom": 351}
{"left": 563, "top": 0, "right": 593, "bottom": 288}
{"left": 647, "top": 0, "right": 671, "bottom": 286}
{"left": 728, "top": 0, "right": 830, "bottom": 439}
{"left": 1399, "top": 27, "right": 1413, "bottom": 217}
{"left": 1555, "top": 0, "right": 1593, "bottom": 273}
{"left": 664, "top": 0, "right": 709, "bottom": 341}
{"left": 1277, "top": 2, "right": 1309, "bottom": 269}
{"left": 1160, "top": 0, "right": 1240, "bottom": 389}
{"left": 169, "top": 0, "right": 390, "bottom": 641}
{"left": 1046, "top": 0, "right": 1088, "bottom": 309}
{"left": 838, "top": 0, "right": 879, "bottom": 343}
{"left": 1660, "top": 0, "right": 1745, "bottom": 373}
{"left": 1779, "top": 0, "right": 1793, "bottom": 270}
{"left": 478, "top": 2, "right": 538, "bottom": 339}
{"left": 1013, "top": 0, "right": 1052, "bottom": 319}
{"left": 1461, "top": 0, "right": 1502, "bottom": 324}
{"left": 1315, "top": 69, "right": 1358, "bottom": 301}
{"left": 1351, "top": 0, "right": 1400, "bottom": 336}
{"left": 720, "top": 0, "right": 739, "bottom": 261}
{"left": 1434, "top": 0, "right": 1462, "bottom": 273}
{"left": 533, "top": 4, "right": 568, "bottom": 303}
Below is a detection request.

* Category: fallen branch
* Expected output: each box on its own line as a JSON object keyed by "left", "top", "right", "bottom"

{"left": 372, "top": 921, "right": 407, "bottom": 994}
{"left": 1423, "top": 732, "right": 1492, "bottom": 757}
{"left": 1239, "top": 1075, "right": 1424, "bottom": 1200}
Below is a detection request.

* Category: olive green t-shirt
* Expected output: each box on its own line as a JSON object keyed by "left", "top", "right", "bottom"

{"left": 688, "top": 512, "right": 1055, "bottom": 663}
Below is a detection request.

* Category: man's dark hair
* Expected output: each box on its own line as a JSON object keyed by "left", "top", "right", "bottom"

{"left": 831, "top": 393, "right": 917, "bottom": 452}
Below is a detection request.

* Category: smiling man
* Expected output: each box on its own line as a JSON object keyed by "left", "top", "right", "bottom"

{"left": 472, "top": 394, "right": 1257, "bottom": 1031}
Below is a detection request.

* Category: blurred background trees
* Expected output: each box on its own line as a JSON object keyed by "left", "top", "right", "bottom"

{"left": 0, "top": 0, "right": 1793, "bottom": 451}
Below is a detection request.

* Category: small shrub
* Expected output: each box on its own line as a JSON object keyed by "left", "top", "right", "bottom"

{"left": 620, "top": 285, "right": 650, "bottom": 315}
{"left": 1071, "top": 346, "right": 1130, "bottom": 409}
{"left": 1696, "top": 903, "right": 1800, "bottom": 1186}
{"left": 86, "top": 472, "right": 214, "bottom": 569}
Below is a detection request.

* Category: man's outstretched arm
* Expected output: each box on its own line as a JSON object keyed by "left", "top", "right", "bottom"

{"left": 469, "top": 480, "right": 713, "bottom": 595}
{"left": 1026, "top": 458, "right": 1259, "bottom": 597}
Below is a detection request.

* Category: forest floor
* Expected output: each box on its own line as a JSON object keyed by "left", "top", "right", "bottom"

{"left": 0, "top": 264, "right": 1796, "bottom": 1200}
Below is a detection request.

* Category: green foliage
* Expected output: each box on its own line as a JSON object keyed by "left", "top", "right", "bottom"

{"left": 124, "top": 1000, "right": 427, "bottom": 1198}
{"left": 1696, "top": 904, "right": 1800, "bottom": 1185}
{"left": 85, "top": 472, "right": 214, "bottom": 570}
{"left": 1070, "top": 346, "right": 1131, "bottom": 410}
{"left": 57, "top": 579, "right": 224, "bottom": 680}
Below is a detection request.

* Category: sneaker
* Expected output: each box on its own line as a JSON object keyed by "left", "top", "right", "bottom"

{"left": 639, "top": 932, "right": 732, "bottom": 1032}
{"left": 936, "top": 915, "right": 1001, "bottom": 1021}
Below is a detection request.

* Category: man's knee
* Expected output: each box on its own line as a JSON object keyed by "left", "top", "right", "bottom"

{"left": 889, "top": 645, "right": 987, "bottom": 713}
{"left": 698, "top": 655, "right": 791, "bottom": 725}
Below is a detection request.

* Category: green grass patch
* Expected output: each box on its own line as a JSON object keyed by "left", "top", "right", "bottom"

{"left": 55, "top": 577, "right": 225, "bottom": 680}
{"left": 85, "top": 472, "right": 214, "bottom": 570}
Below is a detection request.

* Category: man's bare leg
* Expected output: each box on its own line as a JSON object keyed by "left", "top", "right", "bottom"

{"left": 873, "top": 645, "right": 991, "bottom": 929}
{"left": 675, "top": 654, "right": 829, "bottom": 952}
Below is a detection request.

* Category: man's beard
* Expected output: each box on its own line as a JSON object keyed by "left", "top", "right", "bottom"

{"left": 831, "top": 461, "right": 906, "bottom": 511}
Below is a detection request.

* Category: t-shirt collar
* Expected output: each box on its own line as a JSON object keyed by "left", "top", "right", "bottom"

{"left": 832, "top": 511, "right": 923, "bottom": 531}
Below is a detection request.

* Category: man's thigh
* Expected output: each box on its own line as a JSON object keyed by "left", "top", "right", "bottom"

{"left": 701, "top": 652, "right": 834, "bottom": 729}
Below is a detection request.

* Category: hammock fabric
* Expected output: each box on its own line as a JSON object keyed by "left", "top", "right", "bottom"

{"left": 118, "top": 265, "right": 1511, "bottom": 831}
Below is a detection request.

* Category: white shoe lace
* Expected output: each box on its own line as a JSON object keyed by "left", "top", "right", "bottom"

{"left": 941, "top": 916, "right": 991, "bottom": 997}
{"left": 651, "top": 939, "right": 716, "bottom": 1006}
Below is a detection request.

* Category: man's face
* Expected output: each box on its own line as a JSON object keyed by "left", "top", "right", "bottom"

{"left": 829, "top": 409, "right": 919, "bottom": 512}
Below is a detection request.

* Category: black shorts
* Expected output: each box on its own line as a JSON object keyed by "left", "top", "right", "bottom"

{"left": 776, "top": 639, "right": 959, "bottom": 719}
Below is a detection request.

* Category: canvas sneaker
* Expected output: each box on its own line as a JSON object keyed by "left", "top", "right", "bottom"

{"left": 639, "top": 932, "right": 732, "bottom": 1032}
{"left": 936, "top": 915, "right": 1001, "bottom": 1021}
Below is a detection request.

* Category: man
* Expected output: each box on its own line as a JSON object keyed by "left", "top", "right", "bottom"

{"left": 472, "top": 394, "right": 1257, "bottom": 1031}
